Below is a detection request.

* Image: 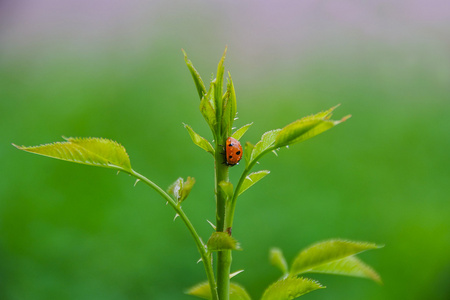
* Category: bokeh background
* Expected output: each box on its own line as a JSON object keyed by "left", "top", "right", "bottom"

{"left": 1, "top": 1, "right": 449, "bottom": 299}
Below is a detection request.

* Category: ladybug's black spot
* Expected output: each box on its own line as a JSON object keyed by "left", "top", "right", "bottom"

{"left": 229, "top": 155, "right": 233, "bottom": 159}
{"left": 228, "top": 143, "right": 233, "bottom": 147}
{"left": 236, "top": 150, "right": 241, "bottom": 155}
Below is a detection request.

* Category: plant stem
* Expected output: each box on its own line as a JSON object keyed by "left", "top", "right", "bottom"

{"left": 130, "top": 170, "right": 219, "bottom": 300}
{"left": 215, "top": 149, "right": 229, "bottom": 232}
{"left": 217, "top": 250, "right": 232, "bottom": 299}
{"left": 218, "top": 150, "right": 275, "bottom": 300}
{"left": 215, "top": 141, "right": 231, "bottom": 300}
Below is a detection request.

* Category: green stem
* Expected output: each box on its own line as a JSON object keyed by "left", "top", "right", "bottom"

{"left": 215, "top": 141, "right": 231, "bottom": 300}
{"left": 130, "top": 170, "right": 219, "bottom": 300}
{"left": 215, "top": 148, "right": 229, "bottom": 232}
{"left": 217, "top": 250, "right": 232, "bottom": 300}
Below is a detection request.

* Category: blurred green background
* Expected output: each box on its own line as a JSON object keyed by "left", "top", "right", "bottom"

{"left": 1, "top": 1, "right": 449, "bottom": 299}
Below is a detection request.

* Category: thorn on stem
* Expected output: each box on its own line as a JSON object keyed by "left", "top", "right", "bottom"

{"left": 229, "top": 270, "right": 244, "bottom": 279}
{"left": 207, "top": 219, "right": 216, "bottom": 230}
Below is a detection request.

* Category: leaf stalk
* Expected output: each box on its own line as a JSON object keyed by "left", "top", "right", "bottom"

{"left": 130, "top": 170, "right": 219, "bottom": 300}
{"left": 225, "top": 147, "right": 275, "bottom": 230}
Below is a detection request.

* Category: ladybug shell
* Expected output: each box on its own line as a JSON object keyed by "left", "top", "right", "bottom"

{"left": 225, "top": 137, "right": 243, "bottom": 166}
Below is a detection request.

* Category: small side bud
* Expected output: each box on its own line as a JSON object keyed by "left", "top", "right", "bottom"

{"left": 179, "top": 176, "right": 195, "bottom": 202}
{"left": 167, "top": 176, "right": 196, "bottom": 203}
{"left": 168, "top": 177, "right": 183, "bottom": 202}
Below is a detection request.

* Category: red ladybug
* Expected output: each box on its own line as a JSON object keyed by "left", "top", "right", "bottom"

{"left": 225, "top": 137, "right": 243, "bottom": 166}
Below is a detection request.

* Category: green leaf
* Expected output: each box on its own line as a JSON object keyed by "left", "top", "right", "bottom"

{"left": 186, "top": 282, "right": 211, "bottom": 300}
{"left": 250, "top": 129, "right": 281, "bottom": 163}
{"left": 186, "top": 282, "right": 251, "bottom": 300}
{"left": 274, "top": 105, "right": 351, "bottom": 148}
{"left": 229, "top": 283, "right": 252, "bottom": 300}
{"left": 215, "top": 46, "right": 227, "bottom": 115}
{"left": 184, "top": 124, "right": 215, "bottom": 155}
{"left": 200, "top": 82, "right": 217, "bottom": 134}
{"left": 232, "top": 123, "right": 252, "bottom": 141}
{"left": 221, "top": 74, "right": 237, "bottom": 137}
{"left": 270, "top": 248, "right": 288, "bottom": 275}
{"left": 290, "top": 239, "right": 382, "bottom": 276}
{"left": 221, "top": 89, "right": 232, "bottom": 137}
{"left": 13, "top": 137, "right": 132, "bottom": 173}
{"left": 238, "top": 170, "right": 270, "bottom": 196}
{"left": 261, "top": 277, "right": 324, "bottom": 300}
{"left": 207, "top": 232, "right": 240, "bottom": 251}
{"left": 305, "top": 255, "right": 382, "bottom": 283}
{"left": 182, "top": 49, "right": 206, "bottom": 100}
{"left": 244, "top": 142, "right": 254, "bottom": 167}
{"left": 219, "top": 181, "right": 234, "bottom": 200}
